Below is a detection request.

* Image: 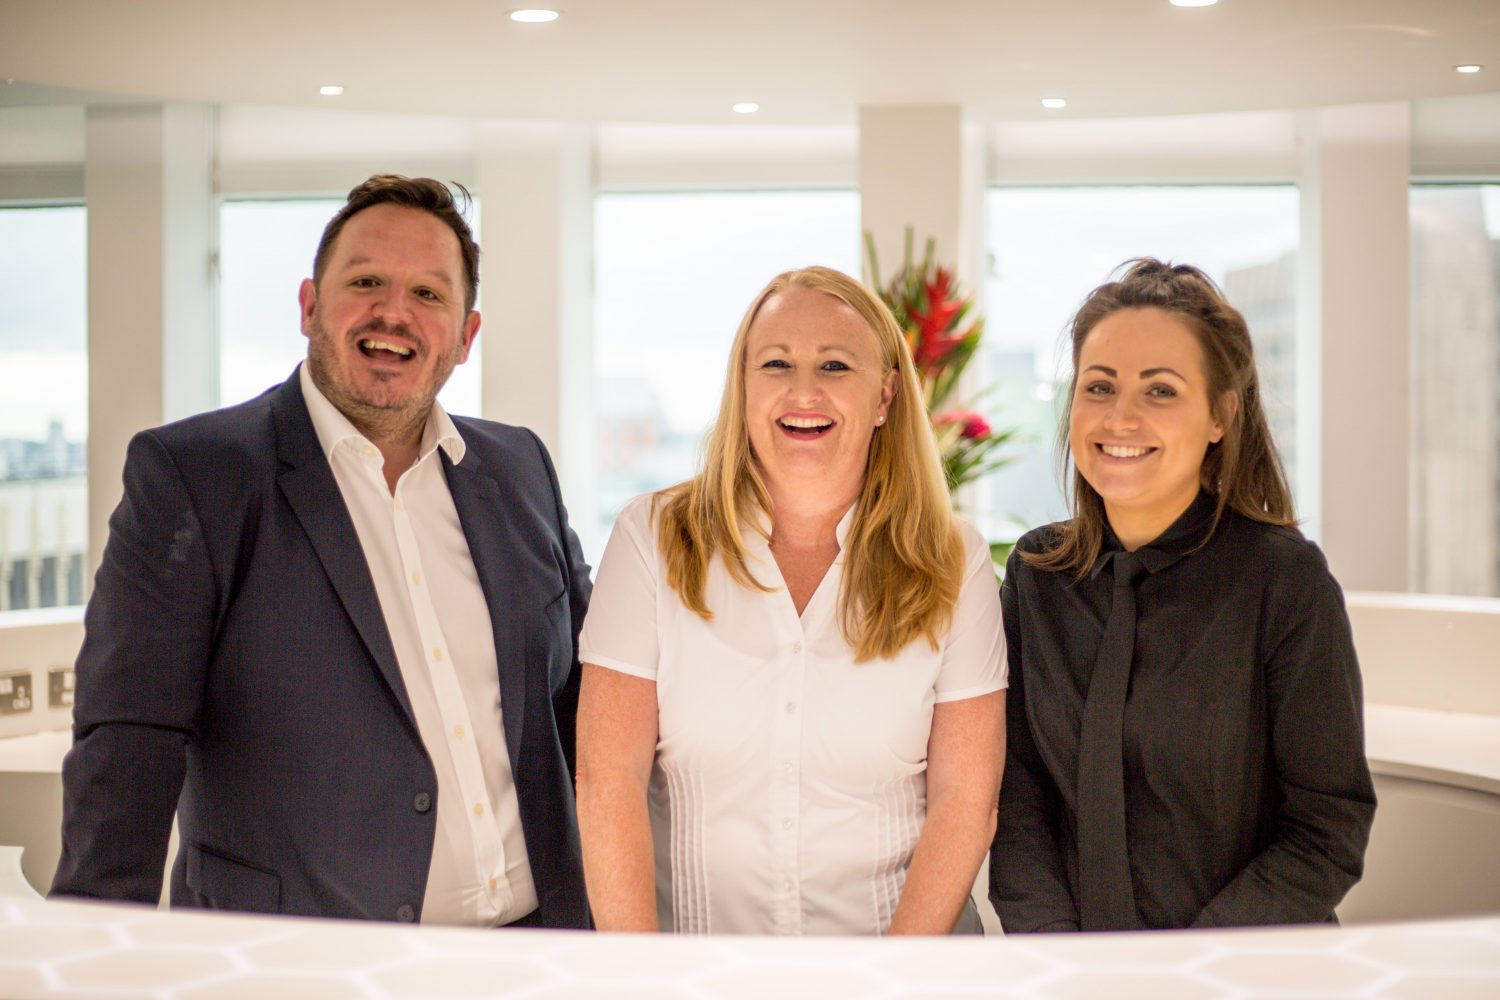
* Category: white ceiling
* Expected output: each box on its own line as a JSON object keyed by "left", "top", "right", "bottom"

{"left": 1, "top": 0, "right": 1498, "bottom": 124}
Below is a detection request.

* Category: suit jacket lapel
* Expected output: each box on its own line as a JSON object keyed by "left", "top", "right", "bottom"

{"left": 270, "top": 374, "right": 417, "bottom": 729}
{"left": 444, "top": 446, "right": 527, "bottom": 768}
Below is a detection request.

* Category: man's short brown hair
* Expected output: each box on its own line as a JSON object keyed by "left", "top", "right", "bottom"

{"left": 313, "top": 174, "right": 480, "bottom": 311}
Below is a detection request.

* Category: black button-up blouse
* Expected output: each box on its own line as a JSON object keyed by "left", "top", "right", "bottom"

{"left": 990, "top": 492, "right": 1377, "bottom": 931}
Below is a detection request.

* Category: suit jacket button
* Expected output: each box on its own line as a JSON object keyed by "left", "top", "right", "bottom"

{"left": 413, "top": 792, "right": 432, "bottom": 813}
{"left": 397, "top": 904, "right": 416, "bottom": 922}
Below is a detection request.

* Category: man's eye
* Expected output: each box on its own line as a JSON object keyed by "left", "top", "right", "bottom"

{"left": 351, "top": 277, "right": 378, "bottom": 288}
{"left": 416, "top": 288, "right": 440, "bottom": 301}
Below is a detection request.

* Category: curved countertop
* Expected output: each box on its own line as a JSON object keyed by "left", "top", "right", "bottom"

{"left": 1, "top": 890, "right": 1498, "bottom": 1000}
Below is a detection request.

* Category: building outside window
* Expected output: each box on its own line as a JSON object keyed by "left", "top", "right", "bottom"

{"left": 0, "top": 205, "right": 88, "bottom": 611}
{"left": 979, "top": 185, "right": 1300, "bottom": 543}
{"left": 1411, "top": 183, "right": 1500, "bottom": 598}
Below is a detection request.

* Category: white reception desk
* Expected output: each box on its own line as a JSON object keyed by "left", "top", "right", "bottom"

{"left": 2, "top": 593, "right": 1500, "bottom": 996}
{"left": 1, "top": 889, "right": 1498, "bottom": 1000}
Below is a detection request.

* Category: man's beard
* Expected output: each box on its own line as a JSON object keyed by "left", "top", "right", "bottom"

{"left": 305, "top": 314, "right": 461, "bottom": 442}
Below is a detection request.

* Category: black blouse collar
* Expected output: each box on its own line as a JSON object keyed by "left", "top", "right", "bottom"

{"left": 1091, "top": 490, "right": 1219, "bottom": 580}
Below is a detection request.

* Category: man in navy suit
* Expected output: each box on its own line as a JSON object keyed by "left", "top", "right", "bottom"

{"left": 51, "top": 175, "right": 591, "bottom": 929}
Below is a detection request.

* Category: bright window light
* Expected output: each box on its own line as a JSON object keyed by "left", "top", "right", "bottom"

{"left": 1170, "top": 0, "right": 1219, "bottom": 7}
{"left": 510, "top": 8, "right": 560, "bottom": 22}
{"left": 318, "top": 85, "right": 344, "bottom": 96}
{"left": 732, "top": 102, "right": 759, "bottom": 114}
{"left": 1455, "top": 64, "right": 1483, "bottom": 74}
{"left": 1041, "top": 98, "right": 1067, "bottom": 109}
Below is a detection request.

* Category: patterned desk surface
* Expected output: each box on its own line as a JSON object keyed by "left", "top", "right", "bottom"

{"left": 1, "top": 893, "right": 1498, "bottom": 1000}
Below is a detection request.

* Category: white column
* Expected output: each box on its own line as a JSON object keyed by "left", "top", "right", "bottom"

{"left": 859, "top": 105, "right": 967, "bottom": 286}
{"left": 1297, "top": 102, "right": 1411, "bottom": 591}
{"left": 473, "top": 123, "right": 597, "bottom": 553}
{"left": 84, "top": 103, "right": 218, "bottom": 580}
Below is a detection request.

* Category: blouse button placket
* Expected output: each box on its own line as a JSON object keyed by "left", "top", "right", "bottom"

{"left": 769, "top": 621, "right": 807, "bottom": 934}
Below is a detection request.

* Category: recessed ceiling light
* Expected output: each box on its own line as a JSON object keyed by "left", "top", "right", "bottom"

{"left": 1041, "top": 98, "right": 1067, "bottom": 109}
{"left": 1455, "top": 64, "right": 1483, "bottom": 74}
{"left": 1170, "top": 0, "right": 1218, "bottom": 6}
{"left": 319, "top": 85, "right": 344, "bottom": 96}
{"left": 510, "top": 8, "right": 560, "bottom": 22}
{"left": 732, "top": 102, "right": 760, "bottom": 114}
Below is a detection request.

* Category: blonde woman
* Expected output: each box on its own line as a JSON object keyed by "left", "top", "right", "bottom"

{"left": 576, "top": 267, "right": 1006, "bottom": 935}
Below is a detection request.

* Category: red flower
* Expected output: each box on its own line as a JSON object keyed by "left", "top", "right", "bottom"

{"left": 934, "top": 410, "right": 992, "bottom": 440}
{"left": 908, "top": 268, "right": 967, "bottom": 371}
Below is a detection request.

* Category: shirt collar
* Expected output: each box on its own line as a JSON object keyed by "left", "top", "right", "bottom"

{"left": 298, "top": 362, "right": 466, "bottom": 466}
{"left": 742, "top": 500, "right": 859, "bottom": 561}
{"left": 1091, "top": 489, "right": 1219, "bottom": 580}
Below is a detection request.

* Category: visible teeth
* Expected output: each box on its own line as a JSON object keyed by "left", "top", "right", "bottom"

{"left": 361, "top": 339, "right": 412, "bottom": 356}
{"left": 780, "top": 416, "right": 833, "bottom": 429}
{"left": 1102, "top": 444, "right": 1150, "bottom": 458}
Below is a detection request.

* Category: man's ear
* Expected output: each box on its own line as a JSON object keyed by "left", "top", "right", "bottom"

{"left": 298, "top": 278, "right": 318, "bottom": 338}
{"left": 459, "top": 311, "right": 481, "bottom": 364}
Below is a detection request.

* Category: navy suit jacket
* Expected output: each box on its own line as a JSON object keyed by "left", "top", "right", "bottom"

{"left": 51, "top": 370, "right": 591, "bottom": 927}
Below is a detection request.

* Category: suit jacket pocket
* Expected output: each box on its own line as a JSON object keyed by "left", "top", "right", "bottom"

{"left": 185, "top": 841, "right": 282, "bottom": 913}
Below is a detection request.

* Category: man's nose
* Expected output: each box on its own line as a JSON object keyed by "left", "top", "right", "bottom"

{"left": 372, "top": 287, "right": 415, "bottom": 321}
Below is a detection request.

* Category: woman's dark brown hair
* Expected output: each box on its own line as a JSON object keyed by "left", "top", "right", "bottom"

{"left": 1026, "top": 257, "right": 1295, "bottom": 576}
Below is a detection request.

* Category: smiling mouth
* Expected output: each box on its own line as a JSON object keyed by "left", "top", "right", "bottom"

{"left": 778, "top": 416, "right": 835, "bottom": 439}
{"left": 1098, "top": 443, "right": 1156, "bottom": 459}
{"left": 358, "top": 338, "right": 414, "bottom": 361}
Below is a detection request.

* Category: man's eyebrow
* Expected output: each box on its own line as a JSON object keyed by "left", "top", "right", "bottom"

{"left": 340, "top": 256, "right": 456, "bottom": 287}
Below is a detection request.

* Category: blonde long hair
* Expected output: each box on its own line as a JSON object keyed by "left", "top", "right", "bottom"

{"left": 654, "top": 266, "right": 966, "bottom": 662}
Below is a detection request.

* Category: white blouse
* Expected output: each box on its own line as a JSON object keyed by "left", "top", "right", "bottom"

{"left": 579, "top": 495, "right": 1006, "bottom": 935}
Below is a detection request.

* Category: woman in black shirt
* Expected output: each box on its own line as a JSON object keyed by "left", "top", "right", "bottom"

{"left": 990, "top": 259, "right": 1375, "bottom": 932}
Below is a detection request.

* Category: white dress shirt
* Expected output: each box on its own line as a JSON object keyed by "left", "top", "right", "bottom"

{"left": 300, "top": 364, "right": 536, "bottom": 926}
{"left": 579, "top": 494, "right": 1007, "bottom": 935}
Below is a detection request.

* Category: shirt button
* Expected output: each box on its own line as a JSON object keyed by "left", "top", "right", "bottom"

{"left": 393, "top": 497, "right": 403, "bottom": 511}
{"left": 783, "top": 878, "right": 794, "bottom": 891}
{"left": 396, "top": 904, "right": 416, "bottom": 922}
{"left": 785, "top": 701, "right": 797, "bottom": 714}
{"left": 363, "top": 445, "right": 376, "bottom": 459}
{"left": 489, "top": 877, "right": 499, "bottom": 892}
{"left": 411, "top": 571, "right": 422, "bottom": 586}
{"left": 453, "top": 724, "right": 465, "bottom": 739}
{"left": 783, "top": 761, "right": 793, "bottom": 772}
{"left": 792, "top": 641, "right": 802, "bottom": 654}
{"left": 474, "top": 802, "right": 485, "bottom": 817}
{"left": 412, "top": 792, "right": 432, "bottom": 814}
{"left": 433, "top": 647, "right": 444, "bottom": 662}
{"left": 782, "top": 817, "right": 793, "bottom": 830}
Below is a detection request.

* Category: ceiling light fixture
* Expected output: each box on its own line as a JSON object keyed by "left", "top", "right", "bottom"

{"left": 732, "top": 102, "right": 760, "bottom": 114}
{"left": 1170, "top": 0, "right": 1219, "bottom": 7}
{"left": 319, "top": 85, "right": 344, "bottom": 96}
{"left": 510, "top": 8, "right": 560, "bottom": 22}
{"left": 1455, "top": 64, "right": 1483, "bottom": 74}
{"left": 1041, "top": 98, "right": 1067, "bottom": 109}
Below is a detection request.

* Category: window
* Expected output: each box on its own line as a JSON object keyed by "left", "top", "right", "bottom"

{"left": 219, "top": 198, "right": 482, "bottom": 414}
{"left": 1411, "top": 184, "right": 1500, "bottom": 598}
{"left": 591, "top": 189, "right": 860, "bottom": 550}
{"left": 979, "top": 185, "right": 1300, "bottom": 540}
{"left": 0, "top": 205, "right": 88, "bottom": 611}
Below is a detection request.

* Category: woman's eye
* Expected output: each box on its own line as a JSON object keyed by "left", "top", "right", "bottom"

{"left": 1082, "top": 381, "right": 1113, "bottom": 396}
{"left": 821, "top": 360, "right": 851, "bottom": 372}
{"left": 760, "top": 359, "right": 791, "bottom": 370}
{"left": 1148, "top": 384, "right": 1178, "bottom": 398}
